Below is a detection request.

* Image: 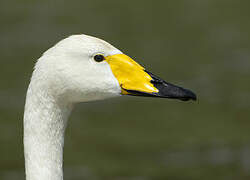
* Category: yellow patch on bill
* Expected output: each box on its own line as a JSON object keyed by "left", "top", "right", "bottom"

{"left": 105, "top": 54, "right": 158, "bottom": 94}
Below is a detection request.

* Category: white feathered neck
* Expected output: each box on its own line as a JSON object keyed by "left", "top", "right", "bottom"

{"left": 23, "top": 34, "right": 122, "bottom": 180}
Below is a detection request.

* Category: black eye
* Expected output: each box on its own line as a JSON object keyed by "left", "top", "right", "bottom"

{"left": 94, "top": 54, "right": 105, "bottom": 62}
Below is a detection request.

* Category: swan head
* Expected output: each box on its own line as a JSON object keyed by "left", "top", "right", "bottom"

{"left": 34, "top": 34, "right": 196, "bottom": 103}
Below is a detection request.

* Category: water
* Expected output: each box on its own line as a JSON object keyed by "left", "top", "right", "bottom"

{"left": 1, "top": 0, "right": 250, "bottom": 179}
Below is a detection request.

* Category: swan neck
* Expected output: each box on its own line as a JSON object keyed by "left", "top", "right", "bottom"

{"left": 24, "top": 83, "right": 72, "bottom": 180}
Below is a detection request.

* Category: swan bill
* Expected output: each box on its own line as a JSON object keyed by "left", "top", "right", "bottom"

{"left": 105, "top": 54, "right": 197, "bottom": 101}
{"left": 124, "top": 70, "right": 197, "bottom": 101}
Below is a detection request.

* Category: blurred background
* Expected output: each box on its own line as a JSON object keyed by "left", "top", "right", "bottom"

{"left": 1, "top": 0, "right": 250, "bottom": 179}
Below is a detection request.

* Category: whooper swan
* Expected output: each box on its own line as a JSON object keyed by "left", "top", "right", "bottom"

{"left": 24, "top": 34, "right": 196, "bottom": 180}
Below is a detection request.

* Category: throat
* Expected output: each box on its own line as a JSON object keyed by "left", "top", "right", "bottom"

{"left": 24, "top": 85, "right": 73, "bottom": 180}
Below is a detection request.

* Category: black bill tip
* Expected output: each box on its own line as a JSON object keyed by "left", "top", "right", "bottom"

{"left": 158, "top": 82, "right": 197, "bottom": 101}
{"left": 147, "top": 70, "right": 197, "bottom": 101}
{"left": 123, "top": 70, "right": 197, "bottom": 102}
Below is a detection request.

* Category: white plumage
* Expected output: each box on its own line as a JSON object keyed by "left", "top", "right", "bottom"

{"left": 24, "top": 34, "right": 196, "bottom": 180}
{"left": 24, "top": 35, "right": 124, "bottom": 180}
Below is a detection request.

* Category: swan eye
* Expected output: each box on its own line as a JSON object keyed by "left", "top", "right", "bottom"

{"left": 94, "top": 54, "right": 105, "bottom": 62}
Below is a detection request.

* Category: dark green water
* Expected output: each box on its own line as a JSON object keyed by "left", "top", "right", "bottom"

{"left": 1, "top": 0, "right": 250, "bottom": 179}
